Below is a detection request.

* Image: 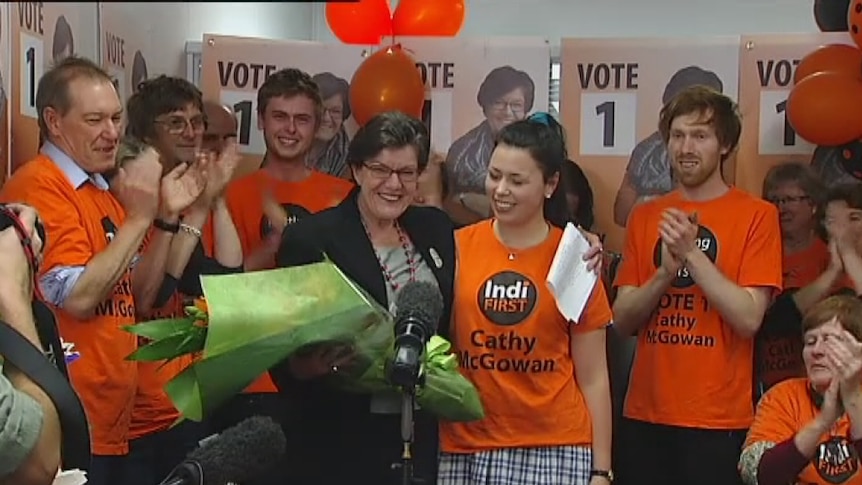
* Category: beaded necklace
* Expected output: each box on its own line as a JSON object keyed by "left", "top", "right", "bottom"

{"left": 363, "top": 219, "right": 417, "bottom": 293}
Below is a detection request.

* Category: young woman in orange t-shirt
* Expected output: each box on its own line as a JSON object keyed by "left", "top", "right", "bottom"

{"left": 438, "top": 113, "right": 614, "bottom": 485}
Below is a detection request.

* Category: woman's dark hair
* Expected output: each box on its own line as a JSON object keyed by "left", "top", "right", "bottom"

{"left": 494, "top": 112, "right": 569, "bottom": 228}
{"left": 125, "top": 75, "right": 203, "bottom": 142}
{"left": 312, "top": 72, "right": 351, "bottom": 120}
{"left": 52, "top": 16, "right": 74, "bottom": 62}
{"left": 561, "top": 160, "right": 595, "bottom": 230}
{"left": 477, "top": 66, "right": 536, "bottom": 113}
{"left": 346, "top": 111, "right": 430, "bottom": 171}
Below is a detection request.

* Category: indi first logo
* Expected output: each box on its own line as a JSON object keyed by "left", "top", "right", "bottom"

{"left": 479, "top": 271, "right": 537, "bottom": 326}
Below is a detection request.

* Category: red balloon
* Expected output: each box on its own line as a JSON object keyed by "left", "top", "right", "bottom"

{"left": 787, "top": 71, "right": 862, "bottom": 146}
{"left": 392, "top": 0, "right": 466, "bottom": 37}
{"left": 795, "top": 43, "right": 862, "bottom": 84}
{"left": 851, "top": 0, "right": 862, "bottom": 50}
{"left": 326, "top": 0, "right": 392, "bottom": 45}
{"left": 349, "top": 46, "right": 426, "bottom": 126}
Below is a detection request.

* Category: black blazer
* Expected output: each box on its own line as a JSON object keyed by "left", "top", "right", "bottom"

{"left": 269, "top": 189, "right": 455, "bottom": 485}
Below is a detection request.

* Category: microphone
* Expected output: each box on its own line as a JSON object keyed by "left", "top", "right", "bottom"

{"left": 159, "top": 416, "right": 287, "bottom": 485}
{"left": 387, "top": 281, "right": 444, "bottom": 390}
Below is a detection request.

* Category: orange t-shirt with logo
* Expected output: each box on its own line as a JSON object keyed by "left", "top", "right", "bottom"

{"left": 0, "top": 155, "right": 138, "bottom": 455}
{"left": 439, "top": 221, "right": 613, "bottom": 453}
{"left": 615, "top": 187, "right": 782, "bottom": 429}
{"left": 127, "top": 226, "right": 213, "bottom": 439}
{"left": 745, "top": 377, "right": 862, "bottom": 484}
{"left": 759, "top": 240, "right": 830, "bottom": 390}
{"left": 218, "top": 169, "right": 353, "bottom": 393}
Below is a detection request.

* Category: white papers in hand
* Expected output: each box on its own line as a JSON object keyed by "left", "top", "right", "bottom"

{"left": 546, "top": 223, "right": 598, "bottom": 323}
{"left": 53, "top": 469, "right": 87, "bottom": 485}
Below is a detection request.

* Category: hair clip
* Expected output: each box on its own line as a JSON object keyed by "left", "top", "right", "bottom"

{"left": 527, "top": 111, "right": 553, "bottom": 127}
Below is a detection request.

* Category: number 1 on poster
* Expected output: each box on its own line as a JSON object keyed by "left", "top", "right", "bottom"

{"left": 220, "top": 90, "right": 266, "bottom": 156}
{"left": 758, "top": 90, "right": 814, "bottom": 155}
{"left": 422, "top": 91, "right": 453, "bottom": 155}
{"left": 579, "top": 92, "right": 636, "bottom": 156}
{"left": 19, "top": 33, "right": 43, "bottom": 119}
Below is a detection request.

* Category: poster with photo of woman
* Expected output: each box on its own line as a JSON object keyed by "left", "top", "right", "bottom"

{"left": 397, "top": 37, "right": 550, "bottom": 225}
{"left": 309, "top": 71, "right": 351, "bottom": 178}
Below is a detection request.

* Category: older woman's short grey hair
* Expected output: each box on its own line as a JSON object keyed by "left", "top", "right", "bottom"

{"left": 346, "top": 111, "right": 431, "bottom": 172}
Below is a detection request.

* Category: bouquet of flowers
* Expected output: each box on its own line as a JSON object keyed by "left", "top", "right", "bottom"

{"left": 125, "top": 261, "right": 484, "bottom": 423}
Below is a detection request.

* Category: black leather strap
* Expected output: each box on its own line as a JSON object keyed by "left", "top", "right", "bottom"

{"left": 0, "top": 315, "right": 91, "bottom": 472}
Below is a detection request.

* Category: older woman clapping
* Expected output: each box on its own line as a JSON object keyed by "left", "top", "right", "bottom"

{"left": 740, "top": 295, "right": 862, "bottom": 485}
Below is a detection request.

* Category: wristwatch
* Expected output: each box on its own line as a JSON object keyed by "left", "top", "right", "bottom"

{"left": 153, "top": 218, "right": 180, "bottom": 234}
{"left": 590, "top": 469, "right": 614, "bottom": 482}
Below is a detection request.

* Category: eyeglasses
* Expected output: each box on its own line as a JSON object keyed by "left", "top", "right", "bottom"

{"left": 155, "top": 115, "right": 206, "bottom": 135}
{"left": 362, "top": 162, "right": 419, "bottom": 183}
{"left": 323, "top": 107, "right": 344, "bottom": 119}
{"left": 767, "top": 195, "right": 810, "bottom": 206}
{"left": 491, "top": 100, "right": 526, "bottom": 115}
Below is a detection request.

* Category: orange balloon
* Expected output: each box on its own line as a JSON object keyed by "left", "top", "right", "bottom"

{"left": 349, "top": 46, "right": 426, "bottom": 126}
{"left": 795, "top": 43, "right": 862, "bottom": 84}
{"left": 326, "top": 0, "right": 392, "bottom": 45}
{"left": 850, "top": 0, "right": 862, "bottom": 50}
{"left": 787, "top": 71, "right": 862, "bottom": 146}
{"left": 392, "top": 0, "right": 466, "bottom": 37}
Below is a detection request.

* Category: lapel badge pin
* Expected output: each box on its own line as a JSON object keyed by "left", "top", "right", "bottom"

{"left": 429, "top": 247, "right": 443, "bottom": 269}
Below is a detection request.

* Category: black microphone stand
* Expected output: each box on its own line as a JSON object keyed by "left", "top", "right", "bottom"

{"left": 392, "top": 374, "right": 426, "bottom": 485}
{"left": 399, "top": 385, "right": 416, "bottom": 485}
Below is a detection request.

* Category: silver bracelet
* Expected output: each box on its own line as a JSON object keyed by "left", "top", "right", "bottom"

{"left": 179, "top": 223, "right": 202, "bottom": 238}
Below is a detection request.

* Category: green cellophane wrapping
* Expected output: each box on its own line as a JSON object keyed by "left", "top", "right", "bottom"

{"left": 127, "top": 261, "right": 389, "bottom": 422}
{"left": 330, "top": 330, "right": 485, "bottom": 422}
{"left": 125, "top": 261, "right": 484, "bottom": 423}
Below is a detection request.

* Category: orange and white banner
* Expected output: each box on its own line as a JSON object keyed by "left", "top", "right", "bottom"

{"left": 560, "top": 37, "right": 740, "bottom": 252}
{"left": 10, "top": 2, "right": 93, "bottom": 172}
{"left": 200, "top": 34, "right": 368, "bottom": 177}
{"left": 397, "top": 37, "right": 550, "bottom": 197}
{"left": 99, "top": 4, "right": 150, "bottom": 105}
{"left": 736, "top": 32, "right": 852, "bottom": 194}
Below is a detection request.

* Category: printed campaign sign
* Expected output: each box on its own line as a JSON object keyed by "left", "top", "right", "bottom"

{"left": 736, "top": 32, "right": 853, "bottom": 194}
{"left": 201, "top": 35, "right": 367, "bottom": 177}
{"left": 11, "top": 2, "right": 93, "bottom": 173}
{"left": 559, "top": 37, "right": 740, "bottom": 252}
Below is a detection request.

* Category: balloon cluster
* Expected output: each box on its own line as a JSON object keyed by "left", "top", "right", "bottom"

{"left": 325, "top": 0, "right": 466, "bottom": 45}
{"left": 787, "top": 1, "right": 862, "bottom": 147}
{"left": 325, "top": 0, "right": 466, "bottom": 127}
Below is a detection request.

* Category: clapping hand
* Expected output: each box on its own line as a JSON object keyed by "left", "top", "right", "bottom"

{"left": 819, "top": 378, "right": 844, "bottom": 428}
{"left": 160, "top": 162, "right": 207, "bottom": 217}
{"left": 659, "top": 208, "right": 699, "bottom": 260}
{"left": 113, "top": 147, "right": 163, "bottom": 221}
{"left": 196, "top": 140, "right": 241, "bottom": 208}
{"left": 821, "top": 318, "right": 862, "bottom": 399}
{"left": 828, "top": 238, "right": 844, "bottom": 274}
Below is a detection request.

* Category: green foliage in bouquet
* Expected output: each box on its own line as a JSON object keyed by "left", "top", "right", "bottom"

{"left": 124, "top": 261, "right": 484, "bottom": 424}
